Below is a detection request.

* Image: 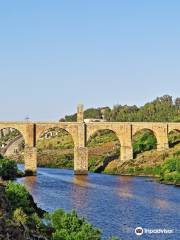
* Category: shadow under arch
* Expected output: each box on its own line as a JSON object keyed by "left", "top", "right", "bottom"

{"left": 132, "top": 128, "right": 157, "bottom": 158}
{"left": 0, "top": 127, "right": 25, "bottom": 162}
{"left": 86, "top": 129, "right": 121, "bottom": 173}
{"left": 168, "top": 129, "right": 180, "bottom": 148}
{"left": 36, "top": 127, "right": 75, "bottom": 169}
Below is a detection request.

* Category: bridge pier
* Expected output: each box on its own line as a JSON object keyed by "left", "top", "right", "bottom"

{"left": 74, "top": 105, "right": 88, "bottom": 174}
{"left": 121, "top": 145, "right": 133, "bottom": 162}
{"left": 74, "top": 147, "right": 88, "bottom": 175}
{"left": 156, "top": 124, "right": 169, "bottom": 151}
{"left": 24, "top": 146, "right": 37, "bottom": 175}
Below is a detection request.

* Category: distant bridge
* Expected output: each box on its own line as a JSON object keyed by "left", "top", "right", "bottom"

{"left": 0, "top": 105, "right": 179, "bottom": 175}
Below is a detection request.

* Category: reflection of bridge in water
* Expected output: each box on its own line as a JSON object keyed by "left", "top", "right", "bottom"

{"left": 0, "top": 105, "right": 180, "bottom": 175}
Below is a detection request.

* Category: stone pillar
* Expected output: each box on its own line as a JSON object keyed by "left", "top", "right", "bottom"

{"left": 74, "top": 146, "right": 88, "bottom": 175}
{"left": 120, "top": 124, "right": 133, "bottom": 162}
{"left": 24, "top": 146, "right": 37, "bottom": 175}
{"left": 156, "top": 124, "right": 169, "bottom": 151}
{"left": 74, "top": 109, "right": 88, "bottom": 174}
{"left": 121, "top": 145, "right": 133, "bottom": 162}
{"left": 77, "top": 104, "right": 84, "bottom": 122}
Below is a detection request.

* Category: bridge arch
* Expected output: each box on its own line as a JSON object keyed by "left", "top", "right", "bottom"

{"left": 132, "top": 128, "right": 157, "bottom": 157}
{"left": 86, "top": 124, "right": 123, "bottom": 146}
{"left": 36, "top": 123, "right": 79, "bottom": 147}
{"left": 0, "top": 123, "right": 28, "bottom": 146}
{"left": 132, "top": 123, "right": 168, "bottom": 151}
{"left": 86, "top": 129, "right": 121, "bottom": 172}
{"left": 36, "top": 127, "right": 75, "bottom": 169}
{"left": 0, "top": 127, "right": 25, "bottom": 159}
{"left": 168, "top": 129, "right": 180, "bottom": 148}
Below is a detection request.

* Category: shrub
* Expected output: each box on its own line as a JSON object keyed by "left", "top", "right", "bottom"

{"left": 133, "top": 130, "right": 157, "bottom": 156}
{"left": 28, "top": 213, "right": 42, "bottom": 230}
{"left": 0, "top": 158, "right": 18, "bottom": 180}
{"left": 162, "top": 158, "right": 177, "bottom": 173}
{"left": 174, "top": 172, "right": 180, "bottom": 184}
{"left": 13, "top": 208, "right": 28, "bottom": 225}
{"left": 45, "top": 209, "right": 102, "bottom": 240}
{"left": 176, "top": 158, "right": 180, "bottom": 173}
{"left": 5, "top": 182, "right": 34, "bottom": 214}
{"left": 175, "top": 150, "right": 180, "bottom": 156}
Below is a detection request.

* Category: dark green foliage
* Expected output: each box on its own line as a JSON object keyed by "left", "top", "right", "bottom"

{"left": 5, "top": 182, "right": 34, "bottom": 214}
{"left": 84, "top": 108, "right": 102, "bottom": 119}
{"left": 174, "top": 150, "right": 180, "bottom": 156}
{"left": 132, "top": 130, "right": 157, "bottom": 156}
{"left": 62, "top": 108, "right": 103, "bottom": 122}
{"left": 162, "top": 157, "right": 177, "bottom": 173}
{"left": 0, "top": 158, "right": 18, "bottom": 180}
{"left": 62, "top": 95, "right": 180, "bottom": 122}
{"left": 87, "top": 130, "right": 119, "bottom": 147}
{"left": 176, "top": 158, "right": 180, "bottom": 173}
{"left": 45, "top": 209, "right": 102, "bottom": 240}
{"left": 159, "top": 157, "right": 180, "bottom": 184}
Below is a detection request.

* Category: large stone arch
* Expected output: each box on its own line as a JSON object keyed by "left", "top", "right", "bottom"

{"left": 86, "top": 128, "right": 121, "bottom": 172}
{"left": 132, "top": 123, "right": 169, "bottom": 151}
{"left": 0, "top": 123, "right": 37, "bottom": 174}
{"left": 0, "top": 123, "right": 32, "bottom": 146}
{"left": 35, "top": 123, "right": 79, "bottom": 147}
{"left": 131, "top": 127, "right": 158, "bottom": 157}
{"left": 167, "top": 124, "right": 180, "bottom": 147}
{"left": 0, "top": 125, "right": 25, "bottom": 157}
{"left": 36, "top": 126, "right": 75, "bottom": 169}
{"left": 35, "top": 122, "right": 87, "bottom": 174}
{"left": 86, "top": 124, "right": 122, "bottom": 145}
{"left": 86, "top": 123, "right": 133, "bottom": 161}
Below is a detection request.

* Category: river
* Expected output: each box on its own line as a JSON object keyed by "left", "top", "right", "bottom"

{"left": 17, "top": 165, "right": 180, "bottom": 240}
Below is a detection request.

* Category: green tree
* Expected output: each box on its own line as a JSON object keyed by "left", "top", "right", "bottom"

{"left": 5, "top": 182, "right": 34, "bottom": 214}
{"left": 0, "top": 158, "right": 18, "bottom": 180}
{"left": 46, "top": 209, "right": 102, "bottom": 240}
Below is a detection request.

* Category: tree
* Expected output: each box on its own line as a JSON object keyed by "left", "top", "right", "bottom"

{"left": 0, "top": 159, "right": 18, "bottom": 180}
{"left": 175, "top": 97, "right": 180, "bottom": 108}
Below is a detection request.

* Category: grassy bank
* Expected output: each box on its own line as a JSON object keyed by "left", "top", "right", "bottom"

{"left": 104, "top": 145, "right": 180, "bottom": 185}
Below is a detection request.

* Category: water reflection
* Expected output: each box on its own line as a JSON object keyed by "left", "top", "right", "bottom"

{"left": 153, "top": 198, "right": 170, "bottom": 209}
{"left": 117, "top": 176, "right": 134, "bottom": 198}
{"left": 73, "top": 175, "right": 88, "bottom": 187}
{"left": 21, "top": 176, "right": 37, "bottom": 193}
{"left": 71, "top": 175, "right": 89, "bottom": 209}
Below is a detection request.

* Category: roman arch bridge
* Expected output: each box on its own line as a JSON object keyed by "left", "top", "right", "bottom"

{"left": 0, "top": 105, "right": 180, "bottom": 175}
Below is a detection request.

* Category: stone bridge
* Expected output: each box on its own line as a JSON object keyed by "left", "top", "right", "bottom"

{"left": 0, "top": 105, "right": 180, "bottom": 175}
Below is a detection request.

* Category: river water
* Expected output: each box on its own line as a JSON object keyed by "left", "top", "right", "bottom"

{"left": 17, "top": 165, "right": 180, "bottom": 240}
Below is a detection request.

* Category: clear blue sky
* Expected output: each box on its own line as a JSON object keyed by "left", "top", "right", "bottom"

{"left": 0, "top": 1, "right": 179, "bottom": 121}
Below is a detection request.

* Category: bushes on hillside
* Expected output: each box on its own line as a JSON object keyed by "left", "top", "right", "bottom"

{"left": 0, "top": 158, "right": 18, "bottom": 180}
{"left": 4, "top": 182, "right": 119, "bottom": 240}
{"left": 45, "top": 209, "right": 102, "bottom": 240}
{"left": 5, "top": 182, "right": 34, "bottom": 214}
{"left": 132, "top": 130, "right": 157, "bottom": 156}
{"left": 160, "top": 157, "right": 180, "bottom": 184}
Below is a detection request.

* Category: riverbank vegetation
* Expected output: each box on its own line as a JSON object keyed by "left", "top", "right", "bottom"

{"left": 0, "top": 159, "right": 119, "bottom": 240}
